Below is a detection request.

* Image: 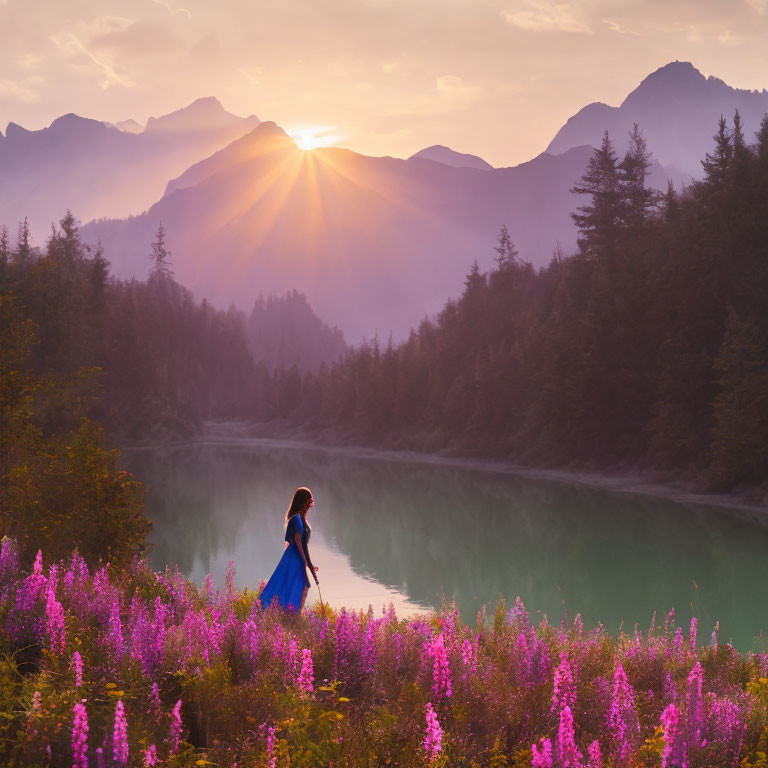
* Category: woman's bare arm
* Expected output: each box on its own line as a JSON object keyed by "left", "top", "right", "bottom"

{"left": 294, "top": 531, "right": 309, "bottom": 568}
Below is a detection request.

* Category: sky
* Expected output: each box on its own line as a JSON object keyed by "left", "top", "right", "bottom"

{"left": 2, "top": 0, "right": 768, "bottom": 167}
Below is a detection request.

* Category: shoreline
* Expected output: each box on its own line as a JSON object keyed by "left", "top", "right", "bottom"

{"left": 123, "top": 419, "right": 768, "bottom": 519}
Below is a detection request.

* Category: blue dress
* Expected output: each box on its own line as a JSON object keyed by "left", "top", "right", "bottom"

{"left": 259, "top": 515, "right": 310, "bottom": 611}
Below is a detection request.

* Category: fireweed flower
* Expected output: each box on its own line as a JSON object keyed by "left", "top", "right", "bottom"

{"left": 45, "top": 583, "right": 66, "bottom": 653}
{"left": 608, "top": 662, "right": 639, "bottom": 765}
{"left": 113, "top": 700, "right": 129, "bottom": 766}
{"left": 557, "top": 706, "right": 583, "bottom": 768}
{"left": 663, "top": 672, "right": 677, "bottom": 703}
{"left": 660, "top": 703, "right": 686, "bottom": 768}
{"left": 506, "top": 596, "right": 528, "bottom": 630}
{"left": 143, "top": 744, "right": 158, "bottom": 767}
{"left": 552, "top": 653, "right": 576, "bottom": 713}
{"left": 297, "top": 648, "right": 314, "bottom": 695}
{"left": 361, "top": 621, "right": 377, "bottom": 675}
{"left": 424, "top": 702, "right": 443, "bottom": 760}
{"left": 169, "top": 700, "right": 183, "bottom": 753}
{"left": 587, "top": 739, "right": 602, "bottom": 768}
{"left": 267, "top": 725, "right": 277, "bottom": 768}
{"left": 690, "top": 617, "right": 697, "bottom": 654}
{"left": 686, "top": 661, "right": 703, "bottom": 745}
{"left": 672, "top": 627, "right": 683, "bottom": 661}
{"left": 148, "top": 682, "right": 161, "bottom": 714}
{"left": 531, "top": 737, "right": 553, "bottom": 768}
{"left": 108, "top": 598, "right": 123, "bottom": 662}
{"left": 72, "top": 699, "right": 88, "bottom": 768}
{"left": 73, "top": 651, "right": 83, "bottom": 688}
{"left": 427, "top": 633, "right": 452, "bottom": 699}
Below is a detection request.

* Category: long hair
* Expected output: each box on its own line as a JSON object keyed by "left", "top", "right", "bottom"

{"left": 285, "top": 487, "right": 312, "bottom": 523}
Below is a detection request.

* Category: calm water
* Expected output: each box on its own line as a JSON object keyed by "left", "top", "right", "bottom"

{"left": 124, "top": 439, "right": 768, "bottom": 650}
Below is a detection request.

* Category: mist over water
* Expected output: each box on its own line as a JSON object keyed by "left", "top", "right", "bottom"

{"left": 125, "top": 440, "right": 768, "bottom": 650}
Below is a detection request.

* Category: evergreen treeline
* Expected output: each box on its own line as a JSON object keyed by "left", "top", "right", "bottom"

{"left": 0, "top": 215, "right": 267, "bottom": 441}
{"left": 246, "top": 291, "right": 348, "bottom": 373}
{"left": 276, "top": 116, "right": 768, "bottom": 490}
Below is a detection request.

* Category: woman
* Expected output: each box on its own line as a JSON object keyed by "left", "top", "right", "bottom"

{"left": 259, "top": 487, "right": 319, "bottom": 612}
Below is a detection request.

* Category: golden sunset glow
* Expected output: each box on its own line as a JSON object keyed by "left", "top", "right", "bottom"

{"left": 289, "top": 127, "right": 341, "bottom": 152}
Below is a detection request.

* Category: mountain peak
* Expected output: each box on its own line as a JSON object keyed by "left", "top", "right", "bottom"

{"left": 621, "top": 61, "right": 708, "bottom": 108}
{"left": 409, "top": 144, "right": 493, "bottom": 171}
{"left": 145, "top": 97, "right": 260, "bottom": 134}
{"left": 5, "top": 122, "right": 29, "bottom": 139}
{"left": 49, "top": 113, "right": 115, "bottom": 136}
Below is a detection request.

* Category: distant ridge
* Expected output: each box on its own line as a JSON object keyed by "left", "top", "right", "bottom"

{"left": 409, "top": 145, "right": 494, "bottom": 171}
{"left": 547, "top": 61, "right": 768, "bottom": 176}
{"left": 0, "top": 98, "right": 262, "bottom": 239}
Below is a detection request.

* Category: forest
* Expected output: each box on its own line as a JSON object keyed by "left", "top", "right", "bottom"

{"left": 1, "top": 111, "right": 766, "bottom": 565}
{"left": 275, "top": 116, "right": 768, "bottom": 491}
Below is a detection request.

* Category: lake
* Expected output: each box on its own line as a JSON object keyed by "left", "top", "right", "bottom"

{"left": 124, "top": 438, "right": 768, "bottom": 650}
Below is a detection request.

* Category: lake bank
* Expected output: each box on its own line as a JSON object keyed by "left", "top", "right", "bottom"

{"left": 122, "top": 418, "right": 768, "bottom": 520}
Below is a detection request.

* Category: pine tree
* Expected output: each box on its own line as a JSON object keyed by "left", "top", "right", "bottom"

{"left": 149, "top": 224, "right": 173, "bottom": 279}
{"left": 701, "top": 116, "right": 733, "bottom": 187}
{"left": 620, "top": 123, "right": 657, "bottom": 228}
{"left": 493, "top": 225, "right": 519, "bottom": 271}
{"left": 0, "top": 225, "right": 9, "bottom": 285}
{"left": 14, "top": 217, "right": 31, "bottom": 265}
{"left": 570, "top": 131, "right": 623, "bottom": 259}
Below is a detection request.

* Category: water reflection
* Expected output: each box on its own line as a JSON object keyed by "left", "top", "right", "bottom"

{"left": 124, "top": 440, "right": 768, "bottom": 650}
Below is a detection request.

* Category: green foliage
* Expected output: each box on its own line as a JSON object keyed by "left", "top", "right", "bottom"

{"left": 0, "top": 292, "right": 150, "bottom": 568}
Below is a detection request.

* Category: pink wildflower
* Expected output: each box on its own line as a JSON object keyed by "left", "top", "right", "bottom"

{"left": 689, "top": 617, "right": 697, "bottom": 654}
{"left": 587, "top": 739, "right": 602, "bottom": 768}
{"left": 72, "top": 699, "right": 88, "bottom": 768}
{"left": 686, "top": 661, "right": 703, "bottom": 745}
{"left": 297, "top": 648, "right": 314, "bottom": 695}
{"left": 424, "top": 702, "right": 443, "bottom": 761}
{"left": 427, "top": 633, "right": 452, "bottom": 699}
{"left": 552, "top": 653, "right": 576, "bottom": 713}
{"left": 113, "top": 700, "right": 128, "bottom": 765}
{"left": 661, "top": 703, "right": 687, "bottom": 768}
{"left": 557, "top": 706, "right": 583, "bottom": 768}
{"left": 148, "top": 682, "right": 161, "bottom": 713}
{"left": 608, "top": 662, "right": 639, "bottom": 765}
{"left": 169, "top": 699, "right": 182, "bottom": 753}
{"left": 531, "top": 737, "right": 553, "bottom": 768}
{"left": 143, "top": 744, "right": 158, "bottom": 767}
{"left": 267, "top": 725, "right": 277, "bottom": 768}
{"left": 73, "top": 651, "right": 83, "bottom": 688}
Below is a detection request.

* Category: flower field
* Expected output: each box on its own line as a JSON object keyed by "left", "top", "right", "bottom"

{"left": 1, "top": 537, "right": 767, "bottom": 767}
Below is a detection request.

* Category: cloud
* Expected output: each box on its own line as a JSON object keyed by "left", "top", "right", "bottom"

{"left": 501, "top": 1, "right": 593, "bottom": 33}
{"left": 717, "top": 29, "right": 743, "bottom": 46}
{"left": 745, "top": 0, "right": 767, "bottom": 14}
{"left": 150, "top": 0, "right": 192, "bottom": 19}
{"left": 49, "top": 31, "right": 136, "bottom": 89}
{"left": 436, "top": 75, "right": 483, "bottom": 103}
{"left": 0, "top": 76, "right": 44, "bottom": 104}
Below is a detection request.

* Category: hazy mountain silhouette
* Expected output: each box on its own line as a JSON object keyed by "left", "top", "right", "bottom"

{"left": 246, "top": 290, "right": 348, "bottom": 373}
{"left": 81, "top": 122, "right": 677, "bottom": 341}
{"left": 115, "top": 119, "right": 144, "bottom": 134}
{"left": 409, "top": 145, "right": 494, "bottom": 170}
{"left": 0, "top": 97, "right": 260, "bottom": 240}
{"left": 547, "top": 61, "right": 768, "bottom": 177}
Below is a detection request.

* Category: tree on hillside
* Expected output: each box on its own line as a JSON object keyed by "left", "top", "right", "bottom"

{"left": 14, "top": 218, "right": 31, "bottom": 266}
{"left": 570, "top": 131, "right": 623, "bottom": 259}
{"left": 620, "top": 124, "right": 657, "bottom": 228}
{"left": 149, "top": 223, "right": 173, "bottom": 279}
{"left": 493, "top": 225, "right": 519, "bottom": 271}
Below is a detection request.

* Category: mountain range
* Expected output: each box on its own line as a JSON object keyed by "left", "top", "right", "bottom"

{"left": 2, "top": 60, "right": 765, "bottom": 341}
{"left": 548, "top": 61, "right": 768, "bottom": 177}
{"left": 0, "top": 97, "right": 259, "bottom": 240}
{"left": 80, "top": 122, "right": 677, "bottom": 341}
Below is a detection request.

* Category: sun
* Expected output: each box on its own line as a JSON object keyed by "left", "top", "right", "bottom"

{"left": 289, "top": 126, "right": 341, "bottom": 151}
